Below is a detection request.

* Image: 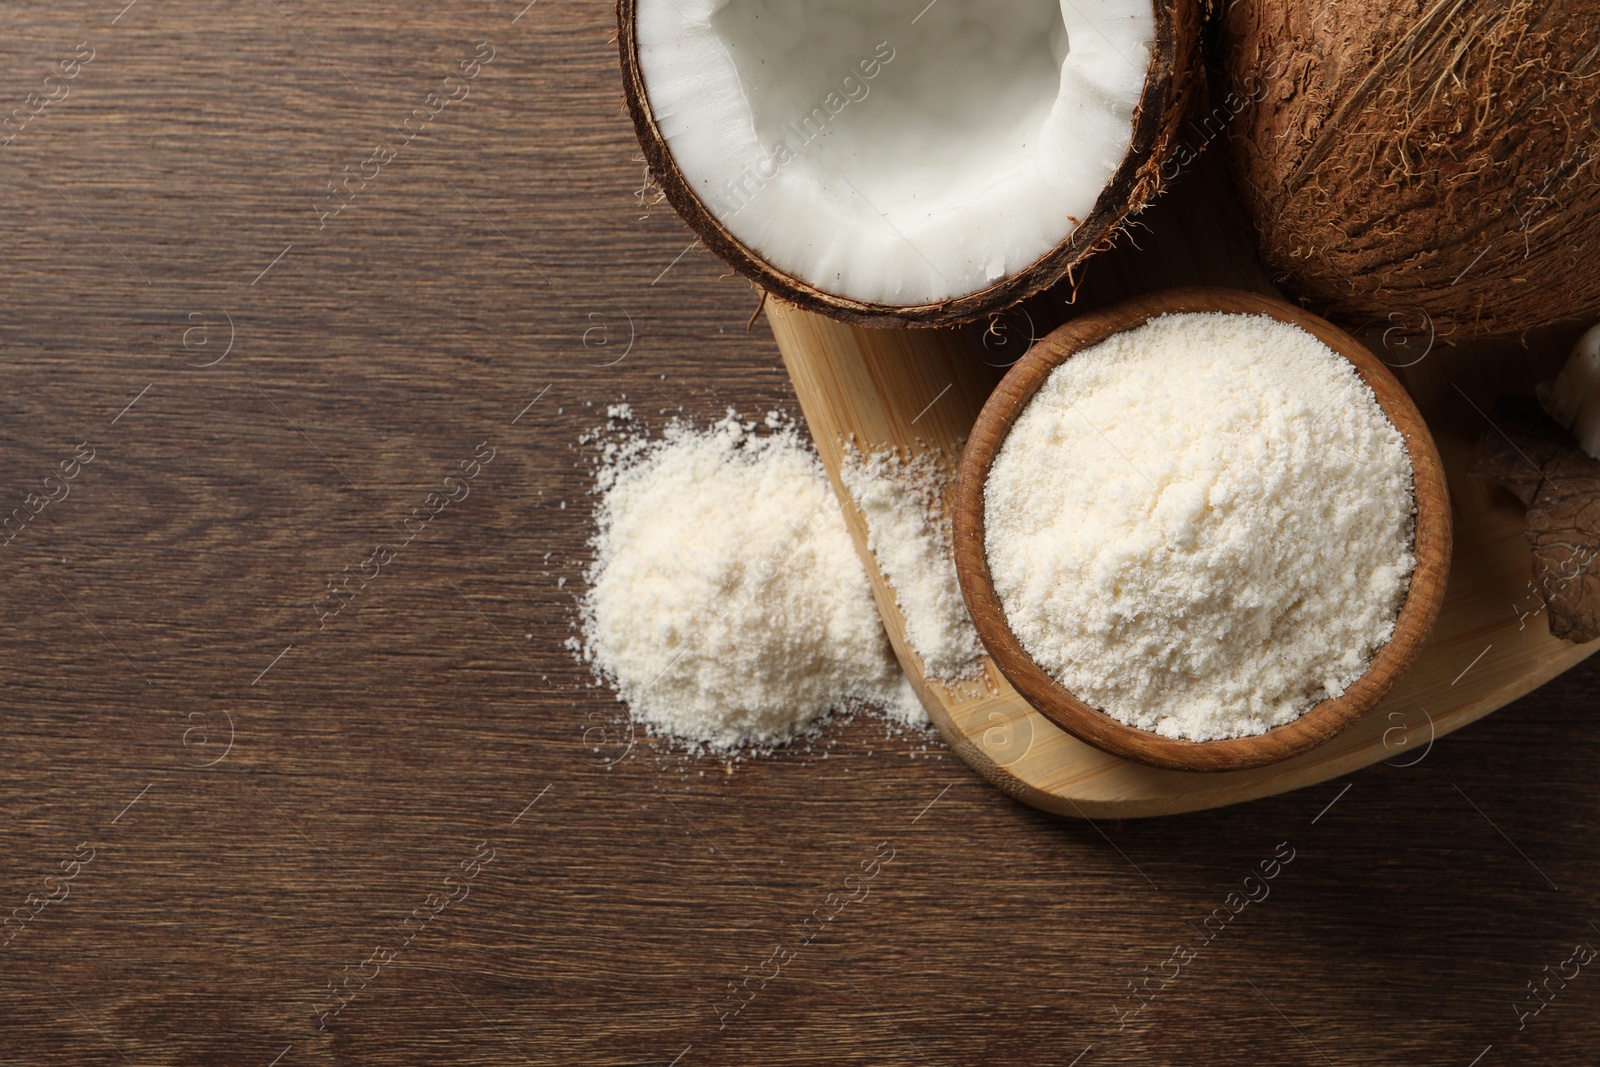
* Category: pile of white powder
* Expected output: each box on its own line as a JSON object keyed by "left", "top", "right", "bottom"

{"left": 984, "top": 312, "right": 1416, "bottom": 741}
{"left": 580, "top": 411, "right": 927, "bottom": 752}
{"left": 840, "top": 450, "right": 984, "bottom": 682}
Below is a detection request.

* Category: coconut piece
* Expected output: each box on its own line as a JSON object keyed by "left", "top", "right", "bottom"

{"left": 1468, "top": 397, "right": 1600, "bottom": 644}
{"left": 619, "top": 0, "right": 1200, "bottom": 327}
{"left": 1539, "top": 324, "right": 1600, "bottom": 460}
{"left": 1216, "top": 0, "right": 1600, "bottom": 340}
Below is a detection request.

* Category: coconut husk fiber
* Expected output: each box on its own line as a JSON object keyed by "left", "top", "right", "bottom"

{"left": 1216, "top": 0, "right": 1600, "bottom": 340}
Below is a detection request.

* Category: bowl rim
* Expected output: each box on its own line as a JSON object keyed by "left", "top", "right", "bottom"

{"left": 951, "top": 286, "right": 1453, "bottom": 773}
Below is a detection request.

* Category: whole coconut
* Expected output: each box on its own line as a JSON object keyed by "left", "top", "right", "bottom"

{"left": 1215, "top": 0, "right": 1600, "bottom": 339}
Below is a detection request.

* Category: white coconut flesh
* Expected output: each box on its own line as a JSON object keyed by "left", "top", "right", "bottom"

{"left": 636, "top": 0, "right": 1155, "bottom": 307}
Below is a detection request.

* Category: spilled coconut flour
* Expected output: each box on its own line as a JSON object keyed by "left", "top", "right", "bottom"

{"left": 579, "top": 411, "right": 928, "bottom": 752}
{"left": 985, "top": 312, "right": 1417, "bottom": 742}
{"left": 840, "top": 450, "right": 983, "bottom": 682}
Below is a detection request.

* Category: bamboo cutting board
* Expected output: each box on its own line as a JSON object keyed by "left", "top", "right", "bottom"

{"left": 768, "top": 153, "right": 1600, "bottom": 818}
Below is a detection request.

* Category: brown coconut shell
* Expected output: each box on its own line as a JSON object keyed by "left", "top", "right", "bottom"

{"left": 1216, "top": 0, "right": 1600, "bottom": 340}
{"left": 617, "top": 0, "right": 1202, "bottom": 329}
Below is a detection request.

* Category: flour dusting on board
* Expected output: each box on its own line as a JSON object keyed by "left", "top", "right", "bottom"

{"left": 840, "top": 449, "right": 984, "bottom": 683}
{"left": 578, "top": 410, "right": 930, "bottom": 753}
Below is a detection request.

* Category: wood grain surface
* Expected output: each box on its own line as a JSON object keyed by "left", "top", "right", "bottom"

{"left": 1, "top": 3, "right": 1598, "bottom": 1066}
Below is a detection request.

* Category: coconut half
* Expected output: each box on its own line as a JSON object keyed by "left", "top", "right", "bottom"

{"left": 619, "top": 0, "right": 1199, "bottom": 327}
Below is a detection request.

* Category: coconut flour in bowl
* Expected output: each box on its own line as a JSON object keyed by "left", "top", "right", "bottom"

{"left": 983, "top": 312, "right": 1417, "bottom": 742}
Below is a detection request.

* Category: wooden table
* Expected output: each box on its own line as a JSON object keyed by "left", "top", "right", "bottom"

{"left": 1, "top": 3, "right": 1596, "bottom": 1064}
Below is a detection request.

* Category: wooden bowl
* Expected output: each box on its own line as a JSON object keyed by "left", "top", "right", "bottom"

{"left": 952, "top": 287, "right": 1453, "bottom": 773}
